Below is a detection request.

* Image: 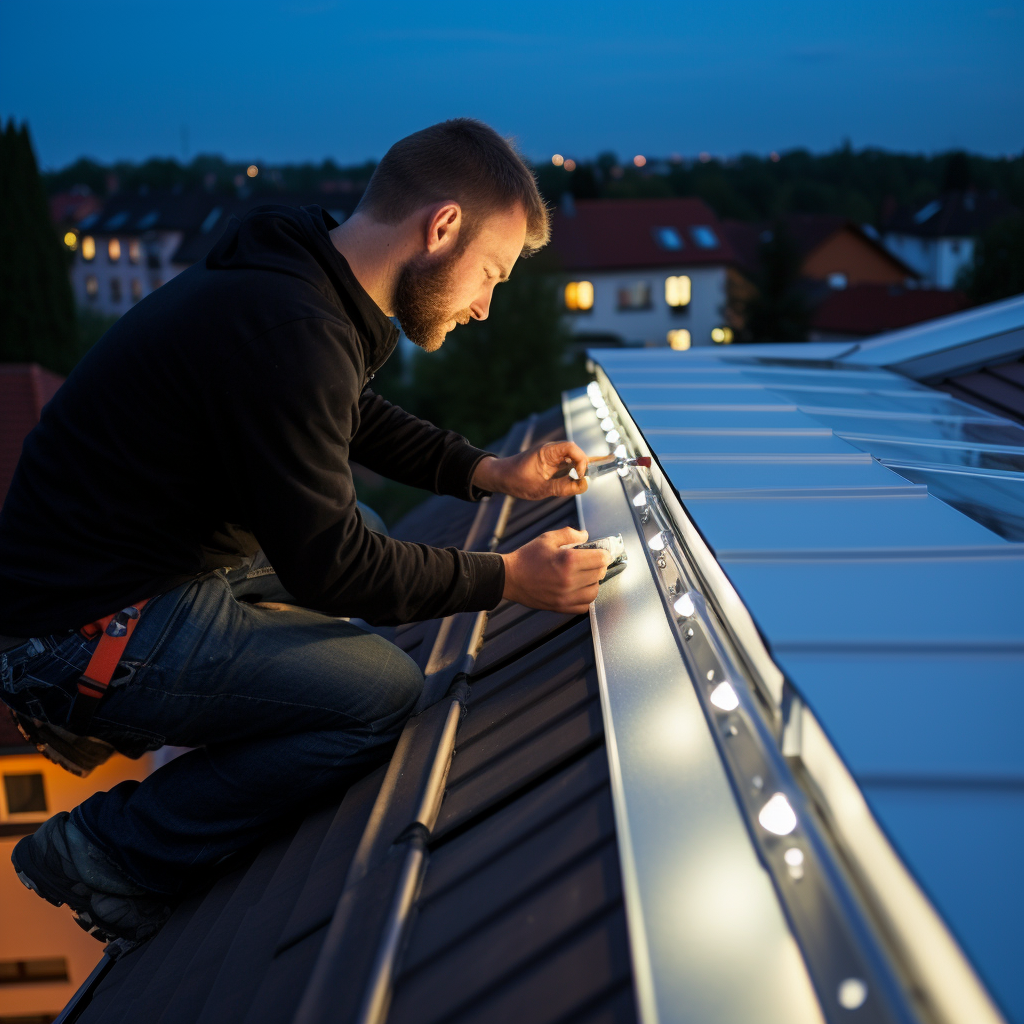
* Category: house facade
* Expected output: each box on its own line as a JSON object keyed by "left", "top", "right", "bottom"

{"left": 549, "top": 197, "right": 736, "bottom": 349}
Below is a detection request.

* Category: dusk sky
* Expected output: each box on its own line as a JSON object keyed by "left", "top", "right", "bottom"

{"left": 2, "top": 0, "right": 1021, "bottom": 170}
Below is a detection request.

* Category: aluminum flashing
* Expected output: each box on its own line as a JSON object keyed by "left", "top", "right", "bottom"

{"left": 585, "top": 338, "right": 1018, "bottom": 1024}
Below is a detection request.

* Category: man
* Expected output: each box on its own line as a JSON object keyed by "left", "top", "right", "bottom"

{"left": 0, "top": 119, "right": 608, "bottom": 943}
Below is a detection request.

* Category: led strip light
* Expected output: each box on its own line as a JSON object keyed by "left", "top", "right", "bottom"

{"left": 581, "top": 379, "right": 956, "bottom": 1024}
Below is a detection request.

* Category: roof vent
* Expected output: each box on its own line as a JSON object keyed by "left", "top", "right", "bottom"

{"left": 690, "top": 225, "right": 719, "bottom": 249}
{"left": 654, "top": 226, "right": 683, "bottom": 250}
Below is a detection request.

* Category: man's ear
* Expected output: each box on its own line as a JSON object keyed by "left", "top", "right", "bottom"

{"left": 425, "top": 202, "right": 461, "bottom": 254}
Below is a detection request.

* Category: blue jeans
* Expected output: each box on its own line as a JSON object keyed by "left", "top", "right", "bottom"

{"left": 0, "top": 540, "right": 422, "bottom": 896}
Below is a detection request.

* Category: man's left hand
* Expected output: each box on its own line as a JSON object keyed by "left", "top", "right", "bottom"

{"left": 473, "top": 441, "right": 589, "bottom": 500}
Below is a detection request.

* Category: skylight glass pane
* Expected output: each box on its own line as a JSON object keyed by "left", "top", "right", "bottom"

{"left": 654, "top": 227, "right": 683, "bottom": 250}
{"left": 883, "top": 463, "right": 1024, "bottom": 541}
{"left": 690, "top": 225, "right": 719, "bottom": 248}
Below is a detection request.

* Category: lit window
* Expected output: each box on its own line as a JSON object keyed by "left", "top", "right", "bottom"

{"left": 654, "top": 227, "right": 683, "bottom": 251}
{"left": 131, "top": 279, "right": 143, "bottom": 303}
{"left": 108, "top": 237, "right": 121, "bottom": 262}
{"left": 617, "top": 281, "right": 651, "bottom": 311}
{"left": 151, "top": 277, "right": 164, "bottom": 290}
{"left": 665, "top": 275, "right": 691, "bottom": 307}
{"left": 565, "top": 281, "right": 594, "bottom": 311}
{"left": 63, "top": 231, "right": 78, "bottom": 251}
{"left": 110, "top": 278, "right": 122, "bottom": 303}
{"left": 690, "top": 226, "right": 719, "bottom": 249}
{"left": 128, "top": 239, "right": 141, "bottom": 264}
{"left": 3, "top": 773, "right": 46, "bottom": 814}
{"left": 711, "top": 327, "right": 734, "bottom": 344}
{"left": 85, "top": 275, "right": 98, "bottom": 299}
{"left": 247, "top": 164, "right": 259, "bottom": 178}
{"left": 667, "top": 329, "right": 691, "bottom": 350}
{"left": 81, "top": 235, "right": 96, "bottom": 261}
{"left": 0, "top": 957, "right": 69, "bottom": 985}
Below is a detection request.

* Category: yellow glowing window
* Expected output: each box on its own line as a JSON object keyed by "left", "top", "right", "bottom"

{"left": 565, "top": 281, "right": 594, "bottom": 311}
{"left": 63, "top": 231, "right": 78, "bottom": 251}
{"left": 85, "top": 275, "right": 98, "bottom": 298}
{"left": 81, "top": 235, "right": 96, "bottom": 261}
{"left": 711, "top": 327, "right": 734, "bottom": 344}
{"left": 665, "top": 275, "right": 691, "bottom": 307}
{"left": 108, "top": 238, "right": 121, "bottom": 262}
{"left": 128, "top": 239, "right": 141, "bottom": 264}
{"left": 667, "top": 329, "right": 691, "bottom": 350}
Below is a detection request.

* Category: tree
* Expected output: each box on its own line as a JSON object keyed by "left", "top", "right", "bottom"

{"left": 0, "top": 121, "right": 78, "bottom": 373}
{"left": 392, "top": 252, "right": 585, "bottom": 448}
{"left": 963, "top": 213, "right": 1024, "bottom": 305}
{"left": 742, "top": 221, "right": 811, "bottom": 342}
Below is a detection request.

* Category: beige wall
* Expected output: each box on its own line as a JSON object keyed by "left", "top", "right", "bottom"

{"left": 0, "top": 752, "right": 153, "bottom": 1020}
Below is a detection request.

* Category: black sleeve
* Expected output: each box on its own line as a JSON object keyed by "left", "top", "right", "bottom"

{"left": 213, "top": 317, "right": 505, "bottom": 625}
{"left": 351, "top": 389, "right": 495, "bottom": 501}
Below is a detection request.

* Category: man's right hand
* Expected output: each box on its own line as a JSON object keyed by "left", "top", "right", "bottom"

{"left": 500, "top": 527, "right": 610, "bottom": 615}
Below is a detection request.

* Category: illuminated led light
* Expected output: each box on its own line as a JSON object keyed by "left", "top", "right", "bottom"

{"left": 63, "top": 231, "right": 78, "bottom": 250}
{"left": 632, "top": 491, "right": 648, "bottom": 507}
{"left": 595, "top": 404, "right": 609, "bottom": 419}
{"left": 648, "top": 532, "right": 666, "bottom": 551}
{"left": 600, "top": 417, "right": 614, "bottom": 431}
{"left": 784, "top": 847, "right": 804, "bottom": 867}
{"left": 758, "top": 793, "right": 798, "bottom": 836}
{"left": 617, "top": 466, "right": 629, "bottom": 477}
{"left": 673, "top": 593, "right": 695, "bottom": 618}
{"left": 605, "top": 429, "right": 620, "bottom": 444}
{"left": 709, "top": 681, "right": 739, "bottom": 710}
{"left": 587, "top": 382, "right": 602, "bottom": 403}
{"left": 614, "top": 444, "right": 627, "bottom": 459}
{"left": 837, "top": 979, "right": 868, "bottom": 1010}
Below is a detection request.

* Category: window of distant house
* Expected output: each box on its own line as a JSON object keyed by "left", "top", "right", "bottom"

{"left": 653, "top": 226, "right": 684, "bottom": 251}
{"left": 0, "top": 958, "right": 69, "bottom": 985}
{"left": 131, "top": 279, "right": 143, "bottom": 303}
{"left": 667, "top": 329, "right": 691, "bottom": 350}
{"left": 108, "top": 237, "right": 121, "bottom": 262}
{"left": 690, "top": 226, "right": 719, "bottom": 249}
{"left": 564, "top": 281, "right": 594, "bottom": 311}
{"left": 617, "top": 281, "right": 651, "bottom": 311}
{"left": 128, "top": 239, "right": 141, "bottom": 264}
{"left": 85, "top": 275, "right": 98, "bottom": 300}
{"left": 3, "top": 773, "right": 46, "bottom": 815}
{"left": 711, "top": 326, "right": 734, "bottom": 344}
{"left": 151, "top": 277, "right": 164, "bottom": 290}
{"left": 81, "top": 235, "right": 96, "bottom": 261}
{"left": 110, "top": 278, "right": 122, "bottom": 303}
{"left": 665, "top": 275, "right": 691, "bottom": 308}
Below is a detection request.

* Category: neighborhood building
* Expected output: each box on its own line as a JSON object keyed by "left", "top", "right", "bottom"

{"left": 65, "top": 190, "right": 357, "bottom": 318}
{"left": 880, "top": 189, "right": 1016, "bottom": 288}
{"left": 547, "top": 196, "right": 737, "bottom": 349}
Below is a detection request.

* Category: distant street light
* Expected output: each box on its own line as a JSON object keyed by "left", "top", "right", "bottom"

{"left": 246, "top": 165, "right": 259, "bottom": 178}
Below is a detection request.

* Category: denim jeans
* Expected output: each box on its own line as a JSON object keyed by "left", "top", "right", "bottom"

{"left": 0, "top": 536, "right": 422, "bottom": 896}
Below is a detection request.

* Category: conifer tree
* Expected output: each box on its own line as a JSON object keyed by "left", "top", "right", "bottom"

{"left": 0, "top": 120, "right": 78, "bottom": 373}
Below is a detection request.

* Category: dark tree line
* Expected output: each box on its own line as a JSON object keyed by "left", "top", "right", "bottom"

{"left": 0, "top": 121, "right": 79, "bottom": 373}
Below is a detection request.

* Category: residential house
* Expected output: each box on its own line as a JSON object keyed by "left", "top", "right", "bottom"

{"left": 548, "top": 197, "right": 737, "bottom": 349}
{"left": 881, "top": 189, "right": 1016, "bottom": 289}
{"left": 66, "top": 190, "right": 357, "bottom": 318}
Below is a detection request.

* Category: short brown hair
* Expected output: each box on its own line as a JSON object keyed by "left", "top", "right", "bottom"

{"left": 356, "top": 118, "right": 550, "bottom": 256}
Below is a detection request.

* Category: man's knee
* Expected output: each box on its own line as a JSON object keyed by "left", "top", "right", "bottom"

{"left": 372, "top": 637, "right": 423, "bottom": 728}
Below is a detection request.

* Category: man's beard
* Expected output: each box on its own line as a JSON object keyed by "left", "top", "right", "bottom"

{"left": 393, "top": 246, "right": 472, "bottom": 353}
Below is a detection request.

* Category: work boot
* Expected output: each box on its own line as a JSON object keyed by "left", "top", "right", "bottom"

{"left": 10, "top": 707, "right": 115, "bottom": 777}
{"left": 11, "top": 812, "right": 172, "bottom": 944}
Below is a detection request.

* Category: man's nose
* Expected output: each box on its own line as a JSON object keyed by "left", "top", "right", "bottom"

{"left": 470, "top": 294, "right": 491, "bottom": 321}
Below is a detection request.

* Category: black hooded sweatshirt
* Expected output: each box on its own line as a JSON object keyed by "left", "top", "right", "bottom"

{"left": 0, "top": 205, "right": 506, "bottom": 636}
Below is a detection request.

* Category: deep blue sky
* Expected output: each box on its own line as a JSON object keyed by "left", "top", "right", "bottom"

{"left": 2, "top": 0, "right": 1021, "bottom": 170}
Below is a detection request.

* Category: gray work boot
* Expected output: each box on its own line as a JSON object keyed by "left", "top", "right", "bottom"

{"left": 11, "top": 812, "right": 172, "bottom": 944}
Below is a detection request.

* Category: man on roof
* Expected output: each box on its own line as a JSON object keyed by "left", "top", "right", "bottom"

{"left": 0, "top": 119, "right": 608, "bottom": 944}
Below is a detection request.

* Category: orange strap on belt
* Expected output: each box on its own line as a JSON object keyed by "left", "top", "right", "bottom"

{"left": 68, "top": 600, "right": 150, "bottom": 733}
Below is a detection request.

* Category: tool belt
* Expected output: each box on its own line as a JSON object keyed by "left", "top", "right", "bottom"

{"left": 68, "top": 600, "right": 150, "bottom": 734}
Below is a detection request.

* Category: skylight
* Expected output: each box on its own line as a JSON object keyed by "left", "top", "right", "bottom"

{"left": 201, "top": 207, "right": 223, "bottom": 233}
{"left": 104, "top": 211, "right": 129, "bottom": 230}
{"left": 913, "top": 200, "right": 942, "bottom": 224}
{"left": 690, "top": 225, "right": 719, "bottom": 249}
{"left": 137, "top": 211, "right": 159, "bottom": 230}
{"left": 653, "top": 227, "right": 684, "bottom": 251}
